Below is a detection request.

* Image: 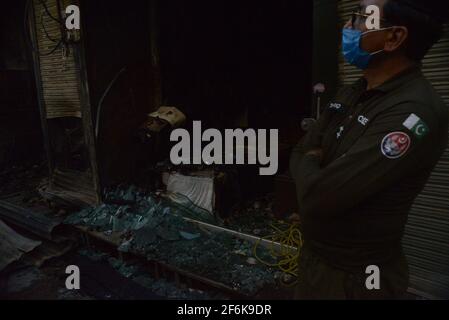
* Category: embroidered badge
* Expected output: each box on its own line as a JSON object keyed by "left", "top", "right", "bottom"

{"left": 381, "top": 132, "right": 411, "bottom": 159}
{"left": 403, "top": 114, "right": 429, "bottom": 138}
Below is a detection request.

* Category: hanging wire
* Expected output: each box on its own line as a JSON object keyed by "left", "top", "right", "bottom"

{"left": 38, "top": 0, "right": 62, "bottom": 24}
{"left": 40, "top": 7, "right": 58, "bottom": 42}
{"left": 24, "top": 0, "right": 64, "bottom": 56}
{"left": 95, "top": 68, "right": 127, "bottom": 139}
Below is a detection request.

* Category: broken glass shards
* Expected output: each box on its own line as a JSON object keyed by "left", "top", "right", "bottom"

{"left": 65, "top": 186, "right": 218, "bottom": 233}
{"left": 142, "top": 231, "right": 277, "bottom": 295}
{"left": 65, "top": 186, "right": 279, "bottom": 295}
{"left": 162, "top": 192, "right": 218, "bottom": 225}
{"left": 226, "top": 197, "right": 282, "bottom": 238}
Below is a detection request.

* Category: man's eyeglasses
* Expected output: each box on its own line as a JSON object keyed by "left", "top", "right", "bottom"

{"left": 351, "top": 11, "right": 391, "bottom": 28}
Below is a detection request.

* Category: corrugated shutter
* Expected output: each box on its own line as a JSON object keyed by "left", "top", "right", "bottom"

{"left": 33, "top": 0, "right": 82, "bottom": 119}
{"left": 337, "top": 0, "right": 449, "bottom": 299}
{"left": 337, "top": 0, "right": 362, "bottom": 86}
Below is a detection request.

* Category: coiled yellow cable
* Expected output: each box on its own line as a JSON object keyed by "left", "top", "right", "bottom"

{"left": 253, "top": 223, "right": 303, "bottom": 285}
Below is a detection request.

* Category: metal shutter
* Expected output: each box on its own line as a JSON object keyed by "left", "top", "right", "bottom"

{"left": 337, "top": 0, "right": 449, "bottom": 299}
{"left": 405, "top": 24, "right": 449, "bottom": 298}
{"left": 33, "top": 0, "right": 82, "bottom": 119}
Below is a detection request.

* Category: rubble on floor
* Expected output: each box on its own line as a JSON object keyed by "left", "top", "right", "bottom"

{"left": 0, "top": 219, "right": 41, "bottom": 271}
{"left": 0, "top": 192, "right": 75, "bottom": 273}
{"left": 79, "top": 249, "right": 219, "bottom": 300}
{"left": 0, "top": 162, "right": 46, "bottom": 196}
{"left": 0, "top": 262, "right": 93, "bottom": 300}
{"left": 226, "top": 196, "right": 288, "bottom": 238}
{"left": 65, "top": 186, "right": 279, "bottom": 295}
{"left": 0, "top": 196, "right": 62, "bottom": 240}
{"left": 66, "top": 188, "right": 216, "bottom": 234}
{"left": 3, "top": 266, "right": 42, "bottom": 294}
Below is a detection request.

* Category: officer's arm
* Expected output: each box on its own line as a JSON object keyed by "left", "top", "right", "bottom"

{"left": 289, "top": 135, "right": 317, "bottom": 179}
{"left": 292, "top": 104, "right": 435, "bottom": 218}
{"left": 290, "top": 112, "right": 333, "bottom": 178}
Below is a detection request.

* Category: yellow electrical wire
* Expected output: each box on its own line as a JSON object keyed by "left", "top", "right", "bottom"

{"left": 253, "top": 223, "right": 303, "bottom": 286}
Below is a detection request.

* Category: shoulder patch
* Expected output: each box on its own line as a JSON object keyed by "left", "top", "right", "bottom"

{"left": 403, "top": 114, "right": 429, "bottom": 138}
{"left": 381, "top": 132, "right": 411, "bottom": 159}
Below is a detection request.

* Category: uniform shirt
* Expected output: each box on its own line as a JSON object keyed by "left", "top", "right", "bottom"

{"left": 290, "top": 66, "right": 449, "bottom": 270}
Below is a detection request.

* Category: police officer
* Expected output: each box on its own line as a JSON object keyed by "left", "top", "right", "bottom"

{"left": 290, "top": 0, "right": 449, "bottom": 299}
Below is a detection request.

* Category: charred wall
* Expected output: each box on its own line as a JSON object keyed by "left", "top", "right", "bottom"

{"left": 80, "top": 0, "right": 158, "bottom": 187}
{"left": 78, "top": 0, "right": 314, "bottom": 189}
{"left": 0, "top": 0, "right": 42, "bottom": 170}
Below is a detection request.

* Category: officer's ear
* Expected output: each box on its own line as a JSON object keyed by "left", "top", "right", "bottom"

{"left": 384, "top": 26, "right": 408, "bottom": 52}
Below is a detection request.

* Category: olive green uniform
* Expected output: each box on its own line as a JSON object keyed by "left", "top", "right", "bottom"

{"left": 290, "top": 66, "right": 449, "bottom": 299}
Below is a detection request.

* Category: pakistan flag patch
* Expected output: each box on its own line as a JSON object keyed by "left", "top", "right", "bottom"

{"left": 403, "top": 114, "right": 429, "bottom": 138}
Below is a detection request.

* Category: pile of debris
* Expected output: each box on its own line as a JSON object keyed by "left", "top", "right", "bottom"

{"left": 226, "top": 196, "right": 280, "bottom": 237}
{"left": 65, "top": 186, "right": 278, "bottom": 295}
{"left": 0, "top": 193, "right": 75, "bottom": 274}
{"left": 0, "top": 163, "right": 46, "bottom": 196}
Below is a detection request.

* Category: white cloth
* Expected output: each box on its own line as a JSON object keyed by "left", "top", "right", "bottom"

{"left": 166, "top": 173, "right": 215, "bottom": 213}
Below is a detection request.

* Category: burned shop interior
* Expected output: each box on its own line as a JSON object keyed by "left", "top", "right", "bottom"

{"left": 1, "top": 0, "right": 449, "bottom": 301}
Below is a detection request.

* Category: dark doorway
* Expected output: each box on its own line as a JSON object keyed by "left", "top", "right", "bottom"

{"left": 159, "top": 0, "right": 314, "bottom": 143}
{"left": 0, "top": 0, "right": 42, "bottom": 171}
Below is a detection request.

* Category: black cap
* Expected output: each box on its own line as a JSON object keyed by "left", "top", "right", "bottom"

{"left": 394, "top": 0, "right": 449, "bottom": 21}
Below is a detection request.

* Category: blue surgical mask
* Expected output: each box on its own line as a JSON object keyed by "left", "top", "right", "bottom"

{"left": 342, "top": 28, "right": 389, "bottom": 70}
